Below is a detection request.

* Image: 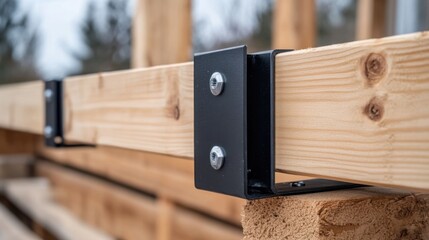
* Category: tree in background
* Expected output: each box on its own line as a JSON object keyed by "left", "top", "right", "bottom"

{"left": 0, "top": 0, "right": 40, "bottom": 84}
{"left": 73, "top": 0, "right": 131, "bottom": 75}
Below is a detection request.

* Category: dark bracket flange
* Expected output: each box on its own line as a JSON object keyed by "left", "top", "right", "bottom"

{"left": 44, "top": 80, "right": 92, "bottom": 148}
{"left": 194, "top": 46, "right": 364, "bottom": 199}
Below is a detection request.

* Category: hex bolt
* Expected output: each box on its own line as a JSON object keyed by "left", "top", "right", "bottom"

{"left": 44, "top": 89, "right": 53, "bottom": 102}
{"left": 44, "top": 125, "right": 53, "bottom": 138}
{"left": 209, "top": 72, "right": 225, "bottom": 96}
{"left": 290, "top": 181, "right": 306, "bottom": 187}
{"left": 210, "top": 146, "right": 225, "bottom": 170}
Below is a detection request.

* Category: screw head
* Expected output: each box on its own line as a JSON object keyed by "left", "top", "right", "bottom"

{"left": 210, "top": 146, "right": 225, "bottom": 170}
{"left": 290, "top": 181, "right": 306, "bottom": 187}
{"left": 209, "top": 72, "right": 225, "bottom": 96}
{"left": 44, "top": 125, "right": 53, "bottom": 138}
{"left": 44, "top": 89, "right": 53, "bottom": 102}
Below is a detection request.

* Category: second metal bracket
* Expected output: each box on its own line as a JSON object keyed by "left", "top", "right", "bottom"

{"left": 44, "top": 80, "right": 92, "bottom": 148}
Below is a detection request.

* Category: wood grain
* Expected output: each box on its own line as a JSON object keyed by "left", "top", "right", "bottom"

{"left": 36, "top": 161, "right": 243, "bottom": 240}
{"left": 0, "top": 32, "right": 428, "bottom": 191}
{"left": 0, "top": 81, "right": 44, "bottom": 134}
{"left": 275, "top": 32, "right": 429, "bottom": 191}
{"left": 2, "top": 178, "right": 113, "bottom": 240}
{"left": 63, "top": 64, "right": 194, "bottom": 158}
{"left": 35, "top": 140, "right": 245, "bottom": 225}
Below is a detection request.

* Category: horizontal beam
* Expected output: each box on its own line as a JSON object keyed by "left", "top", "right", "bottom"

{"left": 0, "top": 32, "right": 428, "bottom": 191}
{"left": 1, "top": 177, "right": 113, "bottom": 240}
{"left": 35, "top": 139, "right": 245, "bottom": 225}
{"left": 35, "top": 161, "right": 243, "bottom": 240}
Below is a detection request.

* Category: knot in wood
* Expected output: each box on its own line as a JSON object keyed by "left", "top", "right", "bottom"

{"left": 364, "top": 97, "right": 384, "bottom": 121}
{"left": 364, "top": 53, "right": 387, "bottom": 86}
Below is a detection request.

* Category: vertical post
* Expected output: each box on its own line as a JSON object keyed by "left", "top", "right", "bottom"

{"left": 132, "top": 0, "right": 192, "bottom": 68}
{"left": 272, "top": 0, "right": 316, "bottom": 49}
{"left": 356, "top": 0, "right": 387, "bottom": 40}
{"left": 156, "top": 197, "right": 174, "bottom": 240}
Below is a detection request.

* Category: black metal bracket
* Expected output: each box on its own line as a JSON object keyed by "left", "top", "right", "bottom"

{"left": 194, "top": 46, "right": 364, "bottom": 199}
{"left": 44, "top": 80, "right": 92, "bottom": 148}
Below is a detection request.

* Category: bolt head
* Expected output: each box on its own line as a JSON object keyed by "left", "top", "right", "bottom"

{"left": 44, "top": 89, "right": 53, "bottom": 102}
{"left": 210, "top": 146, "right": 225, "bottom": 170}
{"left": 290, "top": 181, "right": 306, "bottom": 187}
{"left": 209, "top": 72, "right": 225, "bottom": 96}
{"left": 44, "top": 125, "right": 53, "bottom": 138}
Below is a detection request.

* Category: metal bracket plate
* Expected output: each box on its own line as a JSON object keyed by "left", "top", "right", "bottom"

{"left": 44, "top": 80, "right": 91, "bottom": 148}
{"left": 194, "top": 46, "right": 363, "bottom": 199}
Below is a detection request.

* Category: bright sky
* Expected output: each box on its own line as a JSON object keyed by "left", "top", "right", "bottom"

{"left": 18, "top": 0, "right": 272, "bottom": 79}
{"left": 19, "top": 0, "right": 135, "bottom": 78}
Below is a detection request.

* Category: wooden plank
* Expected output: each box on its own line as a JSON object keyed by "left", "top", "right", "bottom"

{"left": 132, "top": 0, "right": 191, "bottom": 68}
{"left": 0, "top": 204, "right": 41, "bottom": 240}
{"left": 275, "top": 32, "right": 429, "bottom": 191}
{"left": 35, "top": 140, "right": 245, "bottom": 225}
{"left": 0, "top": 32, "right": 428, "bottom": 191}
{"left": 1, "top": 178, "right": 113, "bottom": 240}
{"left": 0, "top": 155, "right": 33, "bottom": 179}
{"left": 35, "top": 161, "right": 243, "bottom": 240}
{"left": 63, "top": 64, "right": 194, "bottom": 157}
{"left": 0, "top": 128, "right": 36, "bottom": 154}
{"left": 273, "top": 0, "right": 316, "bottom": 49}
{"left": 0, "top": 82, "right": 44, "bottom": 135}
{"left": 356, "top": 0, "right": 387, "bottom": 40}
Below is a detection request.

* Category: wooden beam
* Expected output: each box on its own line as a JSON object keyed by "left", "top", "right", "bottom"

{"left": 1, "top": 178, "right": 113, "bottom": 240}
{"left": 0, "top": 128, "right": 37, "bottom": 154}
{"left": 63, "top": 64, "right": 194, "bottom": 157}
{"left": 0, "top": 32, "right": 428, "bottom": 191}
{"left": 132, "top": 0, "right": 191, "bottom": 68}
{"left": 0, "top": 82, "right": 43, "bottom": 135}
{"left": 356, "top": 0, "right": 387, "bottom": 40}
{"left": 35, "top": 140, "right": 245, "bottom": 225}
{"left": 273, "top": 0, "right": 316, "bottom": 49}
{"left": 274, "top": 32, "right": 429, "bottom": 191}
{"left": 0, "top": 204, "right": 41, "bottom": 240}
{"left": 35, "top": 161, "right": 243, "bottom": 240}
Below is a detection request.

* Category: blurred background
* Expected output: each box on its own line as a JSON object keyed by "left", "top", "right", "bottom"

{"left": 0, "top": 0, "right": 428, "bottom": 84}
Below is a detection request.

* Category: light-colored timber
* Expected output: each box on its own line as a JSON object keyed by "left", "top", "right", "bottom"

{"left": 132, "top": 0, "right": 191, "bottom": 68}
{"left": 1, "top": 178, "right": 113, "bottom": 240}
{"left": 0, "top": 204, "right": 41, "bottom": 240}
{"left": 356, "top": 0, "right": 387, "bottom": 40}
{"left": 0, "top": 32, "right": 428, "bottom": 191}
{"left": 35, "top": 140, "right": 245, "bottom": 225}
{"left": 35, "top": 161, "right": 243, "bottom": 240}
{"left": 273, "top": 0, "right": 316, "bottom": 49}
{"left": 0, "top": 82, "right": 44, "bottom": 135}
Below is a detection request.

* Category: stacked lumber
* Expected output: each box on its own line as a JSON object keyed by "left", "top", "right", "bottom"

{"left": 0, "top": 178, "right": 114, "bottom": 240}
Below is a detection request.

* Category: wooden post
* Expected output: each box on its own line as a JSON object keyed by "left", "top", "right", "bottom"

{"left": 272, "top": 0, "right": 316, "bottom": 49}
{"left": 356, "top": 0, "right": 387, "bottom": 40}
{"left": 132, "top": 0, "right": 192, "bottom": 68}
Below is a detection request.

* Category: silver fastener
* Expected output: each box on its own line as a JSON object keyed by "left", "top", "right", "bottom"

{"left": 44, "top": 125, "right": 53, "bottom": 138}
{"left": 290, "top": 181, "right": 306, "bottom": 187}
{"left": 210, "top": 146, "right": 225, "bottom": 170}
{"left": 209, "top": 72, "right": 225, "bottom": 96}
{"left": 44, "top": 89, "right": 53, "bottom": 102}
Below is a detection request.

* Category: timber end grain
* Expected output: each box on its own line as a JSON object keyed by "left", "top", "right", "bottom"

{"left": 242, "top": 187, "right": 429, "bottom": 240}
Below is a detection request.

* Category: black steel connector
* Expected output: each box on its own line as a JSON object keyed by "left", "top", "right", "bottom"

{"left": 194, "top": 46, "right": 364, "bottom": 199}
